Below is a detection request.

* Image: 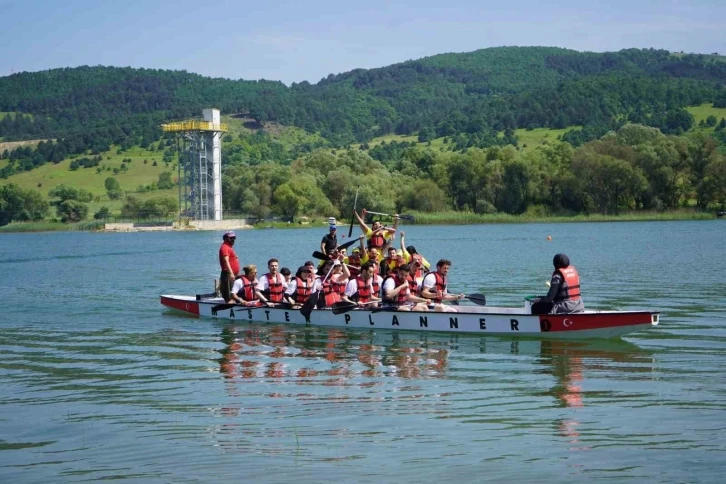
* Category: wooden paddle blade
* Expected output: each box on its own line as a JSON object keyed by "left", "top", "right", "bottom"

{"left": 331, "top": 302, "right": 358, "bottom": 315}
{"left": 465, "top": 293, "right": 487, "bottom": 306}
{"left": 399, "top": 214, "right": 415, "bottom": 222}
{"left": 337, "top": 238, "right": 358, "bottom": 251}
{"left": 300, "top": 291, "right": 320, "bottom": 320}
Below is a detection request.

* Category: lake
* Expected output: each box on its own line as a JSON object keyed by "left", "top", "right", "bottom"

{"left": 1, "top": 221, "right": 725, "bottom": 482}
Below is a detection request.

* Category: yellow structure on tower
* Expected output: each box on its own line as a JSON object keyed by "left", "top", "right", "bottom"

{"left": 161, "top": 109, "right": 228, "bottom": 221}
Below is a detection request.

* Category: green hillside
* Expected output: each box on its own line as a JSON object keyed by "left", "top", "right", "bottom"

{"left": 1, "top": 47, "right": 726, "bottom": 229}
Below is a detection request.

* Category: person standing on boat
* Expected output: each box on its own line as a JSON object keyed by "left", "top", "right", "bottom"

{"left": 230, "top": 265, "right": 262, "bottom": 306}
{"left": 354, "top": 209, "right": 399, "bottom": 250}
{"left": 343, "top": 262, "right": 381, "bottom": 308}
{"left": 382, "top": 264, "right": 430, "bottom": 311}
{"left": 219, "top": 231, "right": 240, "bottom": 303}
{"left": 320, "top": 223, "right": 338, "bottom": 256}
{"left": 537, "top": 254, "right": 585, "bottom": 314}
{"left": 257, "top": 258, "right": 287, "bottom": 306}
{"left": 421, "top": 259, "right": 464, "bottom": 312}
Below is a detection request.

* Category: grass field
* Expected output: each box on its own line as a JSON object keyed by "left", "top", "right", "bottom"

{"left": 513, "top": 127, "right": 575, "bottom": 148}
{"left": 686, "top": 103, "right": 726, "bottom": 127}
{"left": 4, "top": 145, "right": 177, "bottom": 215}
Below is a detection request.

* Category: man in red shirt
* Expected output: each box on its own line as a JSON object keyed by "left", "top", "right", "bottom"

{"left": 219, "top": 231, "right": 240, "bottom": 302}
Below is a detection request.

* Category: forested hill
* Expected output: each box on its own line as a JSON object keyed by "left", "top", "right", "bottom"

{"left": 1, "top": 46, "right": 726, "bottom": 144}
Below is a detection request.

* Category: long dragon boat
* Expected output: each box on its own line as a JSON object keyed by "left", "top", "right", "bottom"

{"left": 160, "top": 294, "right": 659, "bottom": 339}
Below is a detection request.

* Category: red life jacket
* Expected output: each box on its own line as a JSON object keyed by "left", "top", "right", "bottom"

{"left": 369, "top": 230, "right": 386, "bottom": 249}
{"left": 347, "top": 255, "right": 361, "bottom": 278}
{"left": 371, "top": 277, "right": 380, "bottom": 299}
{"left": 236, "top": 276, "right": 258, "bottom": 302}
{"left": 407, "top": 275, "right": 419, "bottom": 296}
{"left": 263, "top": 273, "right": 285, "bottom": 303}
{"left": 354, "top": 276, "right": 373, "bottom": 303}
{"left": 294, "top": 276, "right": 312, "bottom": 304}
{"left": 383, "top": 275, "right": 409, "bottom": 305}
{"left": 423, "top": 271, "right": 447, "bottom": 303}
{"left": 410, "top": 254, "right": 424, "bottom": 279}
{"left": 331, "top": 277, "right": 347, "bottom": 296}
{"left": 553, "top": 266, "right": 581, "bottom": 301}
{"left": 322, "top": 280, "right": 341, "bottom": 307}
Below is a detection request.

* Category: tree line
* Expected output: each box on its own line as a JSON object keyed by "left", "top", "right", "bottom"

{"left": 221, "top": 124, "right": 726, "bottom": 221}
{"left": 1, "top": 48, "right": 724, "bottom": 146}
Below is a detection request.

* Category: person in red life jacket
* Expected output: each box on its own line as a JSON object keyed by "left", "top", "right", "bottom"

{"left": 354, "top": 209, "right": 399, "bottom": 250}
{"left": 342, "top": 262, "right": 381, "bottom": 308}
{"left": 257, "top": 258, "right": 288, "bottom": 306}
{"left": 421, "top": 259, "right": 464, "bottom": 312}
{"left": 304, "top": 261, "right": 316, "bottom": 282}
{"left": 399, "top": 231, "right": 431, "bottom": 281}
{"left": 537, "top": 254, "right": 585, "bottom": 314}
{"left": 319, "top": 255, "right": 350, "bottom": 307}
{"left": 218, "top": 231, "right": 240, "bottom": 303}
{"left": 344, "top": 244, "right": 363, "bottom": 279}
{"left": 381, "top": 246, "right": 399, "bottom": 278}
{"left": 382, "top": 264, "right": 430, "bottom": 311}
{"left": 284, "top": 266, "right": 315, "bottom": 308}
{"left": 230, "top": 265, "right": 262, "bottom": 306}
{"left": 310, "top": 260, "right": 342, "bottom": 308}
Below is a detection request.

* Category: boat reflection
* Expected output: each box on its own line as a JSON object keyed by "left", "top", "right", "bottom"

{"left": 218, "top": 324, "right": 653, "bottom": 388}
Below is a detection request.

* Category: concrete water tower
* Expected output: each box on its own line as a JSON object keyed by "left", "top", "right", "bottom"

{"left": 161, "top": 109, "right": 228, "bottom": 221}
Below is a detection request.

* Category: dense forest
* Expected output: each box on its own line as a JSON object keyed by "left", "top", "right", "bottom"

{"left": 1, "top": 47, "right": 725, "bottom": 145}
{"left": 1, "top": 47, "right": 726, "bottom": 225}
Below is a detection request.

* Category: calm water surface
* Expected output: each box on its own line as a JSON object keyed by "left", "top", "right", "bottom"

{"left": 1, "top": 221, "right": 725, "bottom": 482}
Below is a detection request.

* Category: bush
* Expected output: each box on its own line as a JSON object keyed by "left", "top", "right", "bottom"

{"left": 57, "top": 199, "right": 89, "bottom": 223}
{"left": 94, "top": 206, "right": 110, "bottom": 220}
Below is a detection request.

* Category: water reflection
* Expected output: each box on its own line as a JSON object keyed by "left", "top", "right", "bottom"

{"left": 218, "top": 325, "right": 451, "bottom": 385}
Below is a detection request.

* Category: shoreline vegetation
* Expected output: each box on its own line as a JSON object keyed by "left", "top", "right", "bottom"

{"left": 0, "top": 210, "right": 717, "bottom": 233}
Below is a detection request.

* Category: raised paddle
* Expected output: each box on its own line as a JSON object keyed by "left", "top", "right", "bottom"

{"left": 348, "top": 185, "right": 359, "bottom": 238}
{"left": 364, "top": 211, "right": 415, "bottom": 222}
{"left": 312, "top": 238, "right": 359, "bottom": 260}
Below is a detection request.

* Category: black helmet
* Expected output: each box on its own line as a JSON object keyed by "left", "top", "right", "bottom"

{"left": 553, "top": 253, "right": 570, "bottom": 269}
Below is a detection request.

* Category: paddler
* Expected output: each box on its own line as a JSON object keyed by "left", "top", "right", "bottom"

{"left": 354, "top": 209, "right": 399, "bottom": 250}
{"left": 400, "top": 231, "right": 430, "bottom": 281}
{"left": 382, "top": 264, "right": 430, "bottom": 311}
{"left": 257, "top": 258, "right": 287, "bottom": 306}
{"left": 230, "top": 264, "right": 262, "bottom": 306}
{"left": 420, "top": 259, "right": 464, "bottom": 312}
{"left": 342, "top": 262, "right": 381, "bottom": 308}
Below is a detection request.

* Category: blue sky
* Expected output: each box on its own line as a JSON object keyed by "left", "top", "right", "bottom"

{"left": 0, "top": 0, "right": 723, "bottom": 84}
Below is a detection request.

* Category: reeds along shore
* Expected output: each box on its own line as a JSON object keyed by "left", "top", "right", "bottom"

{"left": 0, "top": 209, "right": 718, "bottom": 233}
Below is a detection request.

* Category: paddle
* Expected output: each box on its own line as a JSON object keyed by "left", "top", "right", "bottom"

{"left": 444, "top": 293, "right": 487, "bottom": 306}
{"left": 331, "top": 301, "right": 359, "bottom": 315}
{"left": 300, "top": 263, "right": 336, "bottom": 321}
{"left": 364, "top": 210, "right": 415, "bottom": 222}
{"left": 464, "top": 293, "right": 487, "bottom": 306}
{"left": 348, "top": 185, "right": 359, "bottom": 238}
{"left": 312, "top": 238, "right": 359, "bottom": 260}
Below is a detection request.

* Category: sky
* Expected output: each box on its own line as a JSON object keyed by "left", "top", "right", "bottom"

{"left": 0, "top": 0, "right": 724, "bottom": 85}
